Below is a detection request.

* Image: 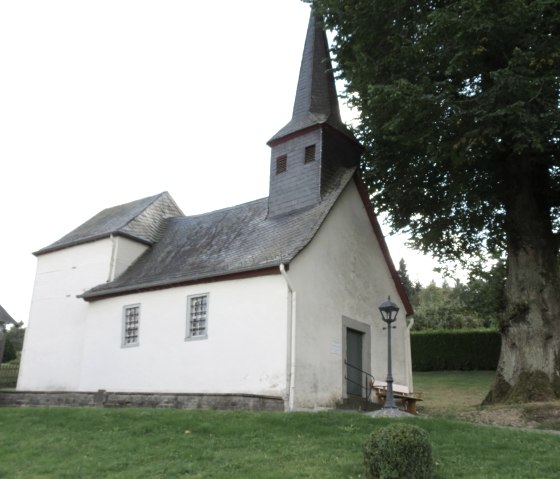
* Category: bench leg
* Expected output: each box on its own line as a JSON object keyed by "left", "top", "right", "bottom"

{"left": 404, "top": 399, "right": 417, "bottom": 414}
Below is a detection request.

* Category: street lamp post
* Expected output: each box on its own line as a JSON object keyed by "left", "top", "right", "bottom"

{"left": 379, "top": 296, "right": 400, "bottom": 411}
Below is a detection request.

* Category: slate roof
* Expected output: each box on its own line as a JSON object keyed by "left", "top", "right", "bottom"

{"left": 268, "top": 12, "right": 356, "bottom": 145}
{"left": 0, "top": 305, "right": 19, "bottom": 327}
{"left": 81, "top": 167, "right": 356, "bottom": 300}
{"left": 35, "top": 192, "right": 183, "bottom": 256}
{"left": 35, "top": 9, "right": 412, "bottom": 314}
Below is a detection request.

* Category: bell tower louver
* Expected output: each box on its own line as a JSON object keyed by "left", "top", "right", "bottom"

{"left": 266, "top": 11, "right": 362, "bottom": 218}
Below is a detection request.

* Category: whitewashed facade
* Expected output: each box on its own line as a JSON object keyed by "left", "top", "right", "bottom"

{"left": 18, "top": 237, "right": 149, "bottom": 391}
{"left": 18, "top": 179, "right": 413, "bottom": 409}
{"left": 287, "top": 182, "right": 413, "bottom": 409}
{"left": 17, "top": 11, "right": 414, "bottom": 410}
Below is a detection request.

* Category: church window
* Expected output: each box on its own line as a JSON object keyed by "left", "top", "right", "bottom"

{"left": 304, "top": 144, "right": 316, "bottom": 164}
{"left": 276, "top": 155, "right": 287, "bottom": 174}
{"left": 122, "top": 304, "right": 140, "bottom": 347}
{"left": 187, "top": 294, "right": 209, "bottom": 340}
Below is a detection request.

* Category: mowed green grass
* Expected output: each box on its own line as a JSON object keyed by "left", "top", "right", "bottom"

{"left": 1, "top": 406, "right": 560, "bottom": 478}
{"left": 414, "top": 370, "right": 560, "bottom": 431}
{"left": 414, "top": 370, "right": 495, "bottom": 413}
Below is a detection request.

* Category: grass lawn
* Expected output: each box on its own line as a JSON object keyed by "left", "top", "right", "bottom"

{"left": 1, "top": 406, "right": 560, "bottom": 478}
{"left": 414, "top": 371, "right": 560, "bottom": 431}
{"left": 413, "top": 370, "right": 495, "bottom": 414}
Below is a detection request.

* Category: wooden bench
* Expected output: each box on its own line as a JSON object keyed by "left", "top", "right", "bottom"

{"left": 370, "top": 380, "right": 423, "bottom": 414}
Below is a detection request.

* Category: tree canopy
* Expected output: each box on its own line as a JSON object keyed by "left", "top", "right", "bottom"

{"left": 412, "top": 260, "right": 506, "bottom": 330}
{"left": 396, "top": 258, "right": 421, "bottom": 305}
{"left": 311, "top": 0, "right": 559, "bottom": 262}
{"left": 309, "top": 0, "right": 560, "bottom": 402}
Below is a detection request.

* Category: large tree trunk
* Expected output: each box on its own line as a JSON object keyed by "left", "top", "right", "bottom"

{"left": 485, "top": 158, "right": 560, "bottom": 404}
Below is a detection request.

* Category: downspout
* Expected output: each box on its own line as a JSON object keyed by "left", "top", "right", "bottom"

{"left": 280, "top": 263, "right": 296, "bottom": 411}
{"left": 107, "top": 234, "right": 119, "bottom": 282}
{"left": 405, "top": 315, "right": 415, "bottom": 392}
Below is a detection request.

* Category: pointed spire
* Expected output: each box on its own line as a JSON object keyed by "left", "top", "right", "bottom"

{"left": 268, "top": 10, "right": 354, "bottom": 144}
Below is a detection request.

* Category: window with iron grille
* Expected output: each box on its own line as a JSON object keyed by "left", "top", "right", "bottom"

{"left": 304, "top": 144, "right": 316, "bottom": 164}
{"left": 187, "top": 294, "right": 209, "bottom": 340}
{"left": 122, "top": 304, "right": 140, "bottom": 347}
{"left": 276, "top": 154, "right": 287, "bottom": 174}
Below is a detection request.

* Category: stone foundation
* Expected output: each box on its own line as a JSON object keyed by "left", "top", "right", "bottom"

{"left": 0, "top": 390, "right": 285, "bottom": 411}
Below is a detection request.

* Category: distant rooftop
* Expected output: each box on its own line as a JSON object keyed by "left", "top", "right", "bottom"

{"left": 0, "top": 305, "right": 20, "bottom": 327}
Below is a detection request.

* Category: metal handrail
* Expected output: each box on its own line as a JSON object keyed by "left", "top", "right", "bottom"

{"left": 344, "top": 361, "right": 375, "bottom": 409}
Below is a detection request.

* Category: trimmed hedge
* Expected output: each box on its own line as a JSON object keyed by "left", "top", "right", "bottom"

{"left": 364, "top": 423, "right": 433, "bottom": 479}
{"left": 411, "top": 329, "right": 500, "bottom": 371}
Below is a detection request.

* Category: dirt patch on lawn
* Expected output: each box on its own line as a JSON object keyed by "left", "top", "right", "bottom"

{"left": 457, "top": 408, "right": 538, "bottom": 428}
{"left": 455, "top": 402, "right": 560, "bottom": 431}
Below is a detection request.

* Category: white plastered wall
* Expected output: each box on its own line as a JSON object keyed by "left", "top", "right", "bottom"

{"left": 108, "top": 236, "right": 150, "bottom": 281}
{"left": 17, "top": 237, "right": 149, "bottom": 391}
{"left": 78, "top": 274, "right": 288, "bottom": 397}
{"left": 288, "top": 180, "right": 412, "bottom": 409}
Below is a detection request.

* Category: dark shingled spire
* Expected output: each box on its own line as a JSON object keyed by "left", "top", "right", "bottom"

{"left": 266, "top": 9, "right": 361, "bottom": 218}
{"left": 268, "top": 11, "right": 354, "bottom": 144}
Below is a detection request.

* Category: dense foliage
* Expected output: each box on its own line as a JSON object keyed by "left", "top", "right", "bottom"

{"left": 396, "top": 258, "right": 421, "bottom": 305}
{"left": 1, "top": 327, "right": 25, "bottom": 363}
{"left": 363, "top": 423, "right": 433, "bottom": 479}
{"left": 1, "top": 338, "right": 17, "bottom": 363}
{"left": 411, "top": 329, "right": 500, "bottom": 371}
{"left": 397, "top": 259, "right": 505, "bottom": 330}
{"left": 5, "top": 326, "right": 25, "bottom": 352}
{"left": 310, "top": 0, "right": 560, "bottom": 401}
{"left": 311, "top": 0, "right": 560, "bottom": 261}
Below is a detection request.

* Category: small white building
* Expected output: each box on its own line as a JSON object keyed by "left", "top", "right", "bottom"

{"left": 17, "top": 12, "right": 414, "bottom": 410}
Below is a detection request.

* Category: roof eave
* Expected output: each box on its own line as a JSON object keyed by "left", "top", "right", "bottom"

{"left": 353, "top": 173, "right": 414, "bottom": 317}
{"left": 79, "top": 265, "right": 285, "bottom": 302}
{"left": 267, "top": 122, "right": 362, "bottom": 150}
{"left": 33, "top": 232, "right": 154, "bottom": 257}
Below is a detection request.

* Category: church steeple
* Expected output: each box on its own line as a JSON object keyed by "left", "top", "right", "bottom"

{"left": 267, "top": 10, "right": 362, "bottom": 218}
{"left": 268, "top": 11, "right": 354, "bottom": 144}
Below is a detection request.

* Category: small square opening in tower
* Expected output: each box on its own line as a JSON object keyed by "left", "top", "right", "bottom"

{"left": 304, "top": 144, "right": 316, "bottom": 164}
{"left": 276, "top": 154, "right": 287, "bottom": 174}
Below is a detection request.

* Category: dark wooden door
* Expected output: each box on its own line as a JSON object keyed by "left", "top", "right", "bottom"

{"left": 346, "top": 328, "right": 363, "bottom": 397}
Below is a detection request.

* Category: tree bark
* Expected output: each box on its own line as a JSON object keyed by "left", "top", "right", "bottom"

{"left": 485, "top": 158, "right": 560, "bottom": 403}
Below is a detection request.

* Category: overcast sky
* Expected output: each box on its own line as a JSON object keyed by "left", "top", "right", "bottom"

{"left": 0, "top": 0, "right": 446, "bottom": 324}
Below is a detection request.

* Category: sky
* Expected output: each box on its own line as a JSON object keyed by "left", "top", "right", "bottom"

{"left": 0, "top": 0, "right": 447, "bottom": 325}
